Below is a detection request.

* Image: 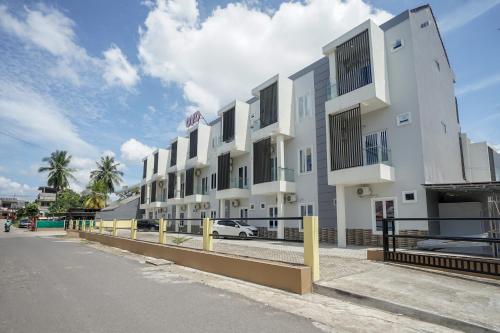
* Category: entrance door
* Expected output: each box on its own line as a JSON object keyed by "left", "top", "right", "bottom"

{"left": 179, "top": 212, "right": 185, "bottom": 227}
{"left": 269, "top": 206, "right": 278, "bottom": 229}
{"left": 372, "top": 198, "right": 396, "bottom": 233}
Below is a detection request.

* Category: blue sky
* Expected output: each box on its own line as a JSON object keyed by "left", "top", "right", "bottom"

{"left": 0, "top": 0, "right": 499, "bottom": 199}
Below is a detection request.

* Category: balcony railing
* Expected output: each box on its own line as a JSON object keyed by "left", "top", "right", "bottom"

{"left": 229, "top": 177, "right": 249, "bottom": 189}
{"left": 364, "top": 145, "right": 391, "bottom": 166}
{"left": 250, "top": 118, "right": 261, "bottom": 132}
{"left": 211, "top": 135, "right": 222, "bottom": 148}
{"left": 326, "top": 80, "right": 338, "bottom": 100}
{"left": 271, "top": 167, "right": 295, "bottom": 182}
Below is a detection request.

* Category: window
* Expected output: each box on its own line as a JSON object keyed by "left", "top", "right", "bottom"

{"left": 142, "top": 160, "right": 147, "bottom": 179}
{"left": 210, "top": 210, "right": 217, "bottom": 219}
{"left": 364, "top": 130, "right": 389, "bottom": 165}
{"left": 396, "top": 113, "right": 411, "bottom": 126}
{"left": 211, "top": 173, "right": 217, "bottom": 190}
{"left": 249, "top": 203, "right": 255, "bottom": 210}
{"left": 391, "top": 39, "right": 403, "bottom": 52}
{"left": 299, "top": 203, "right": 314, "bottom": 229}
{"left": 238, "top": 166, "right": 248, "bottom": 188}
{"left": 402, "top": 190, "right": 417, "bottom": 203}
{"left": 201, "top": 177, "right": 208, "bottom": 194}
{"left": 269, "top": 206, "right": 278, "bottom": 229}
{"left": 298, "top": 147, "right": 313, "bottom": 174}
{"left": 153, "top": 152, "right": 158, "bottom": 174}
{"left": 296, "top": 91, "right": 312, "bottom": 121}
{"left": 420, "top": 21, "right": 429, "bottom": 28}
{"left": 260, "top": 203, "right": 266, "bottom": 209}
{"left": 372, "top": 198, "right": 396, "bottom": 234}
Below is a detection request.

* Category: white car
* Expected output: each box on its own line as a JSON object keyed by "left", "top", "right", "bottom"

{"left": 212, "top": 220, "right": 258, "bottom": 239}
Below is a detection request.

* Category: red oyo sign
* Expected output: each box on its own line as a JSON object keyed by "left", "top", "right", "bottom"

{"left": 185, "top": 111, "right": 202, "bottom": 128}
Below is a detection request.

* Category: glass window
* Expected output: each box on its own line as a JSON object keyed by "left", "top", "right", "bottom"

{"left": 296, "top": 92, "right": 312, "bottom": 121}
{"left": 373, "top": 199, "right": 395, "bottom": 233}
{"left": 299, "top": 147, "right": 313, "bottom": 174}
{"left": 299, "top": 204, "right": 313, "bottom": 229}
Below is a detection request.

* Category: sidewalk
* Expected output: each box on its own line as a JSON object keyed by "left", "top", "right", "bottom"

{"left": 113, "top": 229, "right": 500, "bottom": 331}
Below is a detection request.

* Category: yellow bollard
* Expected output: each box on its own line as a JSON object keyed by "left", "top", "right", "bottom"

{"left": 158, "top": 219, "right": 163, "bottom": 244}
{"left": 99, "top": 220, "right": 103, "bottom": 234}
{"left": 130, "top": 219, "right": 136, "bottom": 240}
{"left": 202, "top": 218, "right": 213, "bottom": 251}
{"left": 112, "top": 219, "right": 117, "bottom": 237}
{"left": 303, "top": 216, "right": 320, "bottom": 281}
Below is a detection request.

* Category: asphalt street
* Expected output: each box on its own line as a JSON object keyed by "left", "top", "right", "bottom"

{"left": 0, "top": 228, "right": 322, "bottom": 333}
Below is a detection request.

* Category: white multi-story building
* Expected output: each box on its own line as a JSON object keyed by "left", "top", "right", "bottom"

{"left": 139, "top": 5, "right": 499, "bottom": 246}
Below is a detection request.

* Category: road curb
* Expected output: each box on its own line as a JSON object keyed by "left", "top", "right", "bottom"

{"left": 313, "top": 283, "right": 496, "bottom": 333}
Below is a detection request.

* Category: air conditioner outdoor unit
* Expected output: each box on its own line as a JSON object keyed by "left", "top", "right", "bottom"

{"left": 203, "top": 202, "right": 210, "bottom": 209}
{"left": 194, "top": 203, "right": 201, "bottom": 211}
{"left": 195, "top": 169, "right": 201, "bottom": 176}
{"left": 356, "top": 186, "right": 372, "bottom": 197}
{"left": 286, "top": 194, "right": 297, "bottom": 203}
{"left": 231, "top": 199, "right": 240, "bottom": 208}
{"left": 180, "top": 205, "right": 187, "bottom": 211}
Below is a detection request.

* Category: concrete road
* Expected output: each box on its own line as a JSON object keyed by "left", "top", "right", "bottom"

{"left": 0, "top": 235, "right": 322, "bottom": 333}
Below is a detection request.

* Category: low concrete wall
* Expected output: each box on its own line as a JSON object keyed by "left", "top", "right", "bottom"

{"left": 79, "top": 232, "right": 312, "bottom": 294}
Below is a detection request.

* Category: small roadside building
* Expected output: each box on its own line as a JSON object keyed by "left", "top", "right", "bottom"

{"left": 95, "top": 194, "right": 141, "bottom": 221}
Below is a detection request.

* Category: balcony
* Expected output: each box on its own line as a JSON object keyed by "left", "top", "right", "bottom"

{"left": 216, "top": 178, "right": 250, "bottom": 200}
{"left": 184, "top": 185, "right": 210, "bottom": 204}
{"left": 166, "top": 191, "right": 184, "bottom": 205}
{"left": 251, "top": 167, "right": 296, "bottom": 195}
{"left": 328, "top": 146, "right": 395, "bottom": 185}
{"left": 323, "top": 20, "right": 389, "bottom": 116}
{"left": 250, "top": 75, "right": 293, "bottom": 142}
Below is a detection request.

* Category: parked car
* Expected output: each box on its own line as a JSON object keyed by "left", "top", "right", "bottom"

{"left": 18, "top": 218, "right": 30, "bottom": 228}
{"left": 137, "top": 219, "right": 159, "bottom": 231}
{"left": 212, "top": 220, "right": 258, "bottom": 239}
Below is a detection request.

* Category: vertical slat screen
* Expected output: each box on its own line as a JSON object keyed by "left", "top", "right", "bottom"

{"left": 140, "top": 185, "right": 145, "bottom": 204}
{"left": 185, "top": 168, "right": 194, "bottom": 196}
{"left": 222, "top": 108, "right": 235, "bottom": 142}
{"left": 167, "top": 172, "right": 175, "bottom": 199}
{"left": 151, "top": 181, "right": 157, "bottom": 202}
{"left": 253, "top": 138, "right": 272, "bottom": 184}
{"left": 260, "top": 82, "right": 278, "bottom": 128}
{"left": 189, "top": 130, "right": 198, "bottom": 158}
{"left": 336, "top": 30, "right": 372, "bottom": 96}
{"left": 153, "top": 152, "right": 158, "bottom": 174}
{"left": 170, "top": 141, "right": 177, "bottom": 167}
{"left": 329, "top": 106, "right": 363, "bottom": 171}
{"left": 217, "top": 153, "right": 231, "bottom": 190}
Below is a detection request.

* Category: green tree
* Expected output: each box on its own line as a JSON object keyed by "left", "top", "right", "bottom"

{"left": 48, "top": 189, "right": 85, "bottom": 214}
{"left": 24, "top": 202, "right": 40, "bottom": 218}
{"left": 38, "top": 150, "right": 76, "bottom": 192}
{"left": 90, "top": 156, "right": 123, "bottom": 193}
{"left": 84, "top": 180, "right": 107, "bottom": 209}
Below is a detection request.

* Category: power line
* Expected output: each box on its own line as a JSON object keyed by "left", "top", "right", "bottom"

{"left": 0, "top": 130, "right": 51, "bottom": 152}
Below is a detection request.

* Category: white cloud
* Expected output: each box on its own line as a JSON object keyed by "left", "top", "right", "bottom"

{"left": 0, "top": 82, "right": 97, "bottom": 155}
{"left": 439, "top": 0, "right": 500, "bottom": 33}
{"left": 138, "top": 0, "right": 392, "bottom": 116}
{"left": 0, "top": 176, "right": 35, "bottom": 196}
{"left": 101, "top": 150, "right": 116, "bottom": 158}
{"left": 103, "top": 45, "right": 140, "bottom": 89}
{"left": 120, "top": 138, "right": 156, "bottom": 162}
{"left": 456, "top": 73, "right": 500, "bottom": 96}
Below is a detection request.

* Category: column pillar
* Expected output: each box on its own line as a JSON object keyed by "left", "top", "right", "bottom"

{"left": 276, "top": 135, "right": 285, "bottom": 175}
{"left": 336, "top": 185, "right": 346, "bottom": 248}
{"left": 276, "top": 193, "right": 285, "bottom": 239}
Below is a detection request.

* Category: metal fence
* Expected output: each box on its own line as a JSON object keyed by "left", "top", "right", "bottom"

{"left": 382, "top": 217, "right": 500, "bottom": 276}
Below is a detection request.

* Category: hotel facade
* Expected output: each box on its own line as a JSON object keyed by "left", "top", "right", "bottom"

{"left": 139, "top": 5, "right": 500, "bottom": 247}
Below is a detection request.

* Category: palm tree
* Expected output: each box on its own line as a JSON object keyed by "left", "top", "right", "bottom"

{"left": 38, "top": 150, "right": 75, "bottom": 192}
{"left": 84, "top": 180, "right": 107, "bottom": 209}
{"left": 90, "top": 156, "right": 123, "bottom": 193}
